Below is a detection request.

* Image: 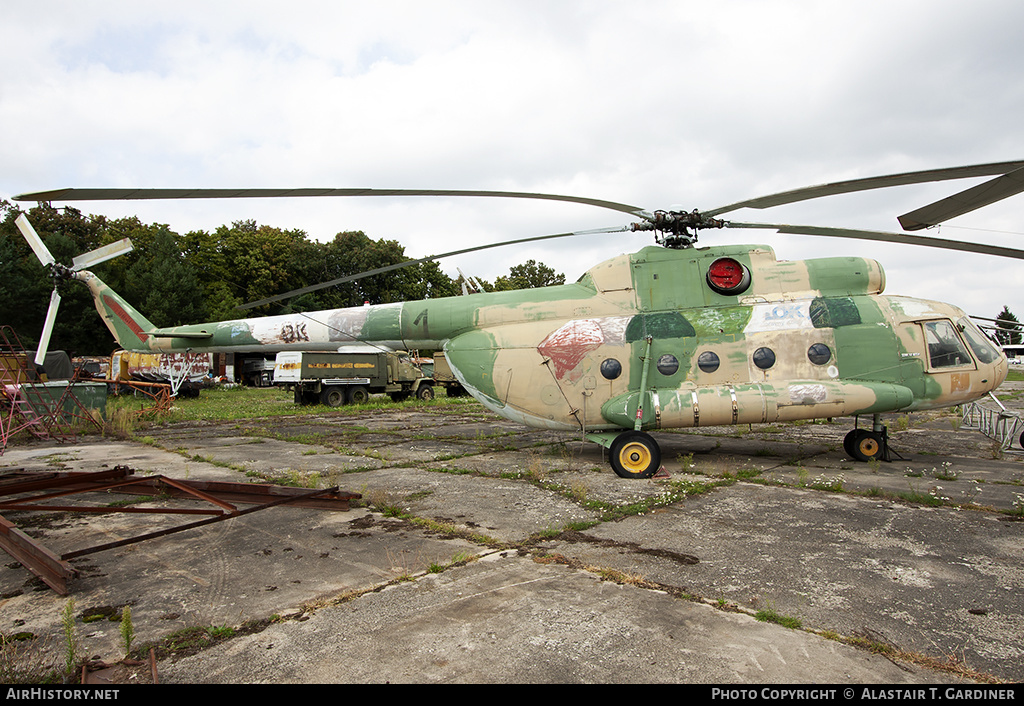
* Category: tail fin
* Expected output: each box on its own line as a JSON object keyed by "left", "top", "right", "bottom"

{"left": 76, "top": 271, "right": 158, "bottom": 352}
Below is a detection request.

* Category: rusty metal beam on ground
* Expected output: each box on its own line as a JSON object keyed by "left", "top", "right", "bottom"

{"left": 61, "top": 484, "right": 343, "bottom": 560}
{"left": 0, "top": 514, "right": 77, "bottom": 595}
{"left": 0, "top": 466, "right": 359, "bottom": 510}
{"left": 0, "top": 466, "right": 361, "bottom": 594}
{"left": 0, "top": 466, "right": 138, "bottom": 496}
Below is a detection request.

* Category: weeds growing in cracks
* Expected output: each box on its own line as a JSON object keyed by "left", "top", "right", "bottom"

{"left": 120, "top": 606, "right": 136, "bottom": 658}
{"left": 61, "top": 599, "right": 79, "bottom": 678}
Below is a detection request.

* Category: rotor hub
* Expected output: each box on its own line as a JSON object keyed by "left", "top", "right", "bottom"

{"left": 631, "top": 209, "right": 726, "bottom": 248}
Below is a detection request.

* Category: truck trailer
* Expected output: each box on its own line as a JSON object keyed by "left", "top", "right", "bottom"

{"left": 273, "top": 351, "right": 434, "bottom": 406}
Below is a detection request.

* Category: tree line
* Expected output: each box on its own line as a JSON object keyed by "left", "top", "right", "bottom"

{"left": 0, "top": 201, "right": 564, "bottom": 356}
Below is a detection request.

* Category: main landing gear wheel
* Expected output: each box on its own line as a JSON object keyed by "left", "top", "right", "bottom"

{"left": 609, "top": 431, "right": 662, "bottom": 479}
{"left": 844, "top": 428, "right": 885, "bottom": 462}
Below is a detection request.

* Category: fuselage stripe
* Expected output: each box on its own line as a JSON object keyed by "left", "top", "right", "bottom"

{"left": 103, "top": 295, "right": 150, "bottom": 342}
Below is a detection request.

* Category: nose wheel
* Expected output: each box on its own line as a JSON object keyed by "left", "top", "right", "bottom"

{"left": 609, "top": 431, "right": 662, "bottom": 478}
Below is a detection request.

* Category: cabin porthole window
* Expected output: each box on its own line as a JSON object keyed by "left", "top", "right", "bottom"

{"left": 752, "top": 347, "right": 776, "bottom": 370}
{"left": 657, "top": 354, "right": 679, "bottom": 376}
{"left": 807, "top": 343, "right": 832, "bottom": 365}
{"left": 697, "top": 351, "right": 720, "bottom": 373}
{"left": 600, "top": 358, "right": 622, "bottom": 380}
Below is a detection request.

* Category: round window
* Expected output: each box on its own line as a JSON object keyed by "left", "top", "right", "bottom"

{"left": 657, "top": 354, "right": 679, "bottom": 376}
{"left": 752, "top": 347, "right": 776, "bottom": 370}
{"left": 697, "top": 351, "right": 720, "bottom": 373}
{"left": 600, "top": 358, "right": 622, "bottom": 380}
{"left": 807, "top": 343, "right": 832, "bottom": 365}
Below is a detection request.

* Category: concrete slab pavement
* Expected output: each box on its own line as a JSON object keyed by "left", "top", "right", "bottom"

{"left": 1, "top": 391, "right": 1021, "bottom": 684}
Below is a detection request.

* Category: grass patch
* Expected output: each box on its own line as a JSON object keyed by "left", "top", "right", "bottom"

{"left": 105, "top": 385, "right": 479, "bottom": 430}
{"left": 147, "top": 624, "right": 238, "bottom": 659}
{"left": 754, "top": 607, "right": 803, "bottom": 629}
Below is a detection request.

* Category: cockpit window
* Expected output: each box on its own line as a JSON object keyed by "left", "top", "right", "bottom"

{"left": 958, "top": 317, "right": 1001, "bottom": 364}
{"left": 924, "top": 320, "right": 973, "bottom": 369}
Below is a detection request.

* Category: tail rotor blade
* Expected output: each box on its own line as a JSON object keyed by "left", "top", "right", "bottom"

{"left": 72, "top": 238, "right": 134, "bottom": 271}
{"left": 15, "top": 214, "right": 55, "bottom": 267}
{"left": 35, "top": 289, "right": 61, "bottom": 366}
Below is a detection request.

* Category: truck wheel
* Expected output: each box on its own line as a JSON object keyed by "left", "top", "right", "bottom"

{"left": 348, "top": 386, "right": 370, "bottom": 405}
{"left": 416, "top": 385, "right": 435, "bottom": 401}
{"left": 320, "top": 386, "right": 346, "bottom": 407}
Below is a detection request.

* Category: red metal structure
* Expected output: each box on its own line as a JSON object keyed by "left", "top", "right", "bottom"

{"left": 1, "top": 326, "right": 103, "bottom": 454}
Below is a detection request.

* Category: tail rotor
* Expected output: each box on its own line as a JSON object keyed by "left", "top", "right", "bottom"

{"left": 14, "top": 213, "right": 133, "bottom": 365}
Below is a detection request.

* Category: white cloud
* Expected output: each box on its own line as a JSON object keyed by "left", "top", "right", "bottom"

{"left": 2, "top": 0, "right": 1023, "bottom": 321}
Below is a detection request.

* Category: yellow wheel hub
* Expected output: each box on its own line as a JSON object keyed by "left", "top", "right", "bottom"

{"left": 618, "top": 441, "right": 652, "bottom": 473}
{"left": 858, "top": 437, "right": 879, "bottom": 457}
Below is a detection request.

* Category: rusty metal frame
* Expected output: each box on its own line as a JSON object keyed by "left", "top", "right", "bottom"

{"left": 108, "top": 380, "right": 173, "bottom": 416}
{"left": 0, "top": 466, "right": 360, "bottom": 595}
{"left": 1, "top": 326, "right": 103, "bottom": 453}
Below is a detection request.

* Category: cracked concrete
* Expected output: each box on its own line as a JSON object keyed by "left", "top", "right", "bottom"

{"left": 1, "top": 388, "right": 1022, "bottom": 684}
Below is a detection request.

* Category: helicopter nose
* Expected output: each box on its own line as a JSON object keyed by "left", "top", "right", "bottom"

{"left": 992, "top": 355, "right": 1009, "bottom": 390}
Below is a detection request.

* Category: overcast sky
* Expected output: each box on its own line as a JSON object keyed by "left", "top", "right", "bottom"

{"left": 3, "top": 0, "right": 1023, "bottom": 323}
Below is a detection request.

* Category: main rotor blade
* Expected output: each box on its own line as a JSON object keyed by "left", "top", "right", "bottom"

{"left": 725, "top": 221, "right": 1024, "bottom": 260}
{"left": 707, "top": 160, "right": 1024, "bottom": 219}
{"left": 71, "top": 238, "right": 134, "bottom": 271}
{"left": 35, "top": 289, "right": 61, "bottom": 366}
{"left": 971, "top": 315, "right": 1022, "bottom": 325}
{"left": 897, "top": 166, "right": 1024, "bottom": 230}
{"left": 13, "top": 187, "right": 652, "bottom": 219}
{"left": 239, "top": 225, "right": 631, "bottom": 310}
{"left": 15, "top": 214, "right": 55, "bottom": 267}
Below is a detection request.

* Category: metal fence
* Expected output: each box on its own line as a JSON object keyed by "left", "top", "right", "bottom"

{"left": 960, "top": 394, "right": 1024, "bottom": 452}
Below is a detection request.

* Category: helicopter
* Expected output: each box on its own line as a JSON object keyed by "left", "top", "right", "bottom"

{"left": 12, "top": 159, "right": 1024, "bottom": 478}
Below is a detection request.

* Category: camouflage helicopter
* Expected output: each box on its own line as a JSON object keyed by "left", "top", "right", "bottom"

{"left": 13, "top": 159, "right": 1024, "bottom": 478}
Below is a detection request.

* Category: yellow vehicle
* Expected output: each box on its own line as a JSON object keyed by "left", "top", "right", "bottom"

{"left": 109, "top": 349, "right": 212, "bottom": 397}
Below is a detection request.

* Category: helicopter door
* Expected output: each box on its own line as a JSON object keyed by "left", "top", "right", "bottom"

{"left": 917, "top": 319, "right": 978, "bottom": 403}
{"left": 923, "top": 320, "right": 974, "bottom": 370}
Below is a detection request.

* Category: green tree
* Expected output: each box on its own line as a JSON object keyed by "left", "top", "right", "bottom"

{"left": 277, "top": 231, "right": 457, "bottom": 311}
{"left": 2, "top": 202, "right": 463, "bottom": 353}
{"left": 492, "top": 259, "right": 565, "bottom": 291}
{"left": 180, "top": 220, "right": 308, "bottom": 319}
{"left": 124, "top": 227, "right": 207, "bottom": 327}
{"left": 995, "top": 306, "right": 1022, "bottom": 346}
{"left": 0, "top": 202, "right": 115, "bottom": 355}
